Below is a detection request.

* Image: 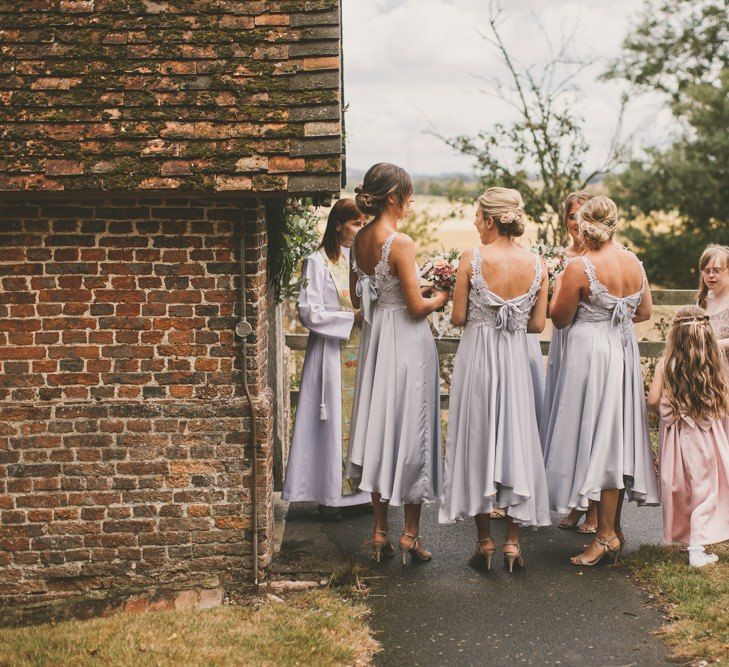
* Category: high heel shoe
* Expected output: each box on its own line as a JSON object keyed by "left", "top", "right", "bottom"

{"left": 570, "top": 535, "right": 621, "bottom": 567}
{"left": 468, "top": 537, "right": 496, "bottom": 571}
{"left": 371, "top": 530, "right": 395, "bottom": 563}
{"left": 399, "top": 533, "right": 432, "bottom": 565}
{"left": 503, "top": 542, "right": 524, "bottom": 573}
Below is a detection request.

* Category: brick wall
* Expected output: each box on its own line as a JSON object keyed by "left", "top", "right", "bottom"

{"left": 0, "top": 195, "right": 275, "bottom": 623}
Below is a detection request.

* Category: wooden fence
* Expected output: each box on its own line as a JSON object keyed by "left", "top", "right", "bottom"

{"left": 286, "top": 289, "right": 695, "bottom": 406}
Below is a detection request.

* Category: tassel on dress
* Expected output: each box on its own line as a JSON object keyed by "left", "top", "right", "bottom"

{"left": 319, "top": 402, "right": 328, "bottom": 421}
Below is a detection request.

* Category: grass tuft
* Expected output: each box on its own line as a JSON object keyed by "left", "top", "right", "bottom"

{"left": 627, "top": 542, "right": 729, "bottom": 664}
{"left": 0, "top": 589, "right": 380, "bottom": 667}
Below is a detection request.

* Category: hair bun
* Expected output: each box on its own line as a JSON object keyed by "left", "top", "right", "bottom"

{"left": 478, "top": 187, "right": 526, "bottom": 237}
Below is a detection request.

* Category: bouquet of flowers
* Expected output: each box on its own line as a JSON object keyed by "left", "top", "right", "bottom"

{"left": 529, "top": 242, "right": 568, "bottom": 297}
{"left": 420, "top": 248, "right": 459, "bottom": 291}
{"left": 421, "top": 248, "right": 459, "bottom": 339}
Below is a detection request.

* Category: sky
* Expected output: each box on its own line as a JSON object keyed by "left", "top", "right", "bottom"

{"left": 342, "top": 0, "right": 670, "bottom": 177}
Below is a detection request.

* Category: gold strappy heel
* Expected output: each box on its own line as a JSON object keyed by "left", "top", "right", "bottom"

{"left": 468, "top": 537, "right": 497, "bottom": 571}
{"left": 570, "top": 535, "right": 621, "bottom": 567}
{"left": 503, "top": 542, "right": 524, "bottom": 573}
{"left": 371, "top": 530, "right": 395, "bottom": 563}
{"left": 399, "top": 533, "right": 432, "bottom": 564}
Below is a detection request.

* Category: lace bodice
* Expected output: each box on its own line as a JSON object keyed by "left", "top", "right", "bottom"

{"left": 710, "top": 306, "right": 729, "bottom": 340}
{"left": 466, "top": 247, "right": 542, "bottom": 332}
{"left": 351, "top": 231, "right": 417, "bottom": 321}
{"left": 573, "top": 255, "right": 645, "bottom": 344}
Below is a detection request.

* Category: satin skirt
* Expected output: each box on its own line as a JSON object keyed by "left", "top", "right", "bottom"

{"left": 439, "top": 323, "right": 551, "bottom": 526}
{"left": 660, "top": 406, "right": 729, "bottom": 546}
{"left": 544, "top": 321, "right": 660, "bottom": 513}
{"left": 347, "top": 306, "right": 442, "bottom": 506}
{"left": 527, "top": 334, "right": 545, "bottom": 429}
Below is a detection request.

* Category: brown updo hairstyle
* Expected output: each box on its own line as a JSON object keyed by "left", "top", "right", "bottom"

{"left": 321, "top": 198, "right": 365, "bottom": 261}
{"left": 577, "top": 195, "right": 618, "bottom": 248}
{"left": 697, "top": 243, "right": 729, "bottom": 308}
{"left": 563, "top": 190, "right": 593, "bottom": 228}
{"left": 477, "top": 187, "right": 525, "bottom": 237}
{"left": 354, "top": 163, "right": 413, "bottom": 217}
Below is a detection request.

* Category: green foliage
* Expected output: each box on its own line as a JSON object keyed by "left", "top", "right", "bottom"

{"left": 270, "top": 199, "right": 321, "bottom": 303}
{"left": 398, "top": 209, "right": 440, "bottom": 260}
{"left": 605, "top": 0, "right": 729, "bottom": 284}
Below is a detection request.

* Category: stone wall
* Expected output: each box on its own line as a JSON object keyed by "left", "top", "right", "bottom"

{"left": 0, "top": 195, "right": 275, "bottom": 623}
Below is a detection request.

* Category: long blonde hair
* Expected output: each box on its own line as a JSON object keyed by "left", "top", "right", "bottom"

{"left": 696, "top": 244, "right": 729, "bottom": 308}
{"left": 662, "top": 305, "right": 728, "bottom": 420}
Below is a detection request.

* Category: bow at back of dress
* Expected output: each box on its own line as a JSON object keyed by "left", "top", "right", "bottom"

{"left": 576, "top": 255, "right": 645, "bottom": 345}
{"left": 467, "top": 247, "right": 542, "bottom": 333}
{"left": 351, "top": 231, "right": 408, "bottom": 324}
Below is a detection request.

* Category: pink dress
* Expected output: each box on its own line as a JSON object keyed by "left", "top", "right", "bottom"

{"left": 659, "top": 397, "right": 729, "bottom": 546}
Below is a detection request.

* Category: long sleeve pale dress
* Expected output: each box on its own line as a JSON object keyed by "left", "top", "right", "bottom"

{"left": 282, "top": 248, "right": 370, "bottom": 507}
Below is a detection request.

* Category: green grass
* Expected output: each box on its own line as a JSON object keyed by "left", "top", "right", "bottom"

{"left": 627, "top": 542, "right": 729, "bottom": 664}
{"left": 0, "top": 589, "right": 380, "bottom": 667}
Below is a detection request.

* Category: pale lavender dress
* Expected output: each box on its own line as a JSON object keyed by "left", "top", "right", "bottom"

{"left": 527, "top": 334, "right": 545, "bottom": 427}
{"left": 439, "top": 248, "right": 551, "bottom": 526}
{"left": 346, "top": 232, "right": 442, "bottom": 506}
{"left": 544, "top": 255, "right": 660, "bottom": 513}
{"left": 540, "top": 326, "right": 568, "bottom": 457}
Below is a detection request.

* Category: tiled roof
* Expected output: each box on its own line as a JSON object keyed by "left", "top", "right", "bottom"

{"left": 0, "top": 0, "right": 344, "bottom": 194}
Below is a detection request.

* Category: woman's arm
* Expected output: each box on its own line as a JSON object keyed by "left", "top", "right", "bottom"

{"left": 550, "top": 260, "right": 585, "bottom": 329}
{"left": 527, "top": 259, "right": 549, "bottom": 333}
{"left": 450, "top": 249, "right": 472, "bottom": 327}
{"left": 647, "top": 359, "right": 664, "bottom": 412}
{"left": 299, "top": 257, "right": 355, "bottom": 340}
{"left": 349, "top": 254, "right": 361, "bottom": 310}
{"left": 391, "top": 234, "right": 449, "bottom": 318}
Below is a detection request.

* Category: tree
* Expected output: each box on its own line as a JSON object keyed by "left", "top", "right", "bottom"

{"left": 441, "top": 2, "right": 626, "bottom": 245}
{"left": 604, "top": 0, "right": 729, "bottom": 286}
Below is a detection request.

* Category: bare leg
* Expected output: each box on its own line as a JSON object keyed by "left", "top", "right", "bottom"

{"left": 576, "top": 489, "right": 620, "bottom": 561}
{"left": 469, "top": 514, "right": 496, "bottom": 568}
{"left": 577, "top": 500, "right": 599, "bottom": 533}
{"left": 400, "top": 503, "right": 431, "bottom": 560}
{"left": 503, "top": 515, "right": 524, "bottom": 571}
{"left": 558, "top": 507, "right": 586, "bottom": 529}
{"left": 371, "top": 492, "right": 389, "bottom": 546}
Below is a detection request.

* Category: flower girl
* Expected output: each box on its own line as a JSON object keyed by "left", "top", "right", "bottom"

{"left": 648, "top": 306, "right": 729, "bottom": 567}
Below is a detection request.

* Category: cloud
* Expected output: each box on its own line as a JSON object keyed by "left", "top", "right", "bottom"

{"left": 342, "top": 0, "right": 671, "bottom": 176}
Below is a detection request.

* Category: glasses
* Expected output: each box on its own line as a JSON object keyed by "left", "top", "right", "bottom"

{"left": 701, "top": 266, "right": 727, "bottom": 276}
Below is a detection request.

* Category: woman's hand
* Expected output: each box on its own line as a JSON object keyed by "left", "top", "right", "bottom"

{"left": 433, "top": 288, "right": 450, "bottom": 310}
{"left": 421, "top": 284, "right": 435, "bottom": 298}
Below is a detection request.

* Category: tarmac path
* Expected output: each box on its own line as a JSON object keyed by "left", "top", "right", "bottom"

{"left": 277, "top": 501, "right": 671, "bottom": 666}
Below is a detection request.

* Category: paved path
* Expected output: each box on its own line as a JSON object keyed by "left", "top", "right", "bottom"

{"left": 276, "top": 501, "right": 671, "bottom": 666}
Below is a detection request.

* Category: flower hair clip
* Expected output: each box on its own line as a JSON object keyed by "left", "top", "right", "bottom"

{"left": 499, "top": 211, "right": 518, "bottom": 224}
{"left": 677, "top": 315, "right": 711, "bottom": 326}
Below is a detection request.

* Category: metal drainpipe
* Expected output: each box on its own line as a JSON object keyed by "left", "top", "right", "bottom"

{"left": 236, "top": 228, "right": 258, "bottom": 593}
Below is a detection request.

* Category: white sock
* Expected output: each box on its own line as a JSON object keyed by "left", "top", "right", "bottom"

{"left": 688, "top": 545, "right": 718, "bottom": 568}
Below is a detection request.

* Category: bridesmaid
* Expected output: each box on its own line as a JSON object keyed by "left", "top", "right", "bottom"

{"left": 545, "top": 196, "right": 660, "bottom": 566}
{"left": 542, "top": 190, "right": 598, "bottom": 534}
{"left": 697, "top": 244, "right": 729, "bottom": 431}
{"left": 439, "top": 187, "right": 551, "bottom": 572}
{"left": 347, "top": 163, "right": 449, "bottom": 564}
{"left": 282, "top": 199, "right": 371, "bottom": 516}
{"left": 697, "top": 244, "right": 729, "bottom": 361}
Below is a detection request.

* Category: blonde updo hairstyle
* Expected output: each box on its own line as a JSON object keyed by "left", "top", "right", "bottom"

{"left": 697, "top": 243, "right": 729, "bottom": 309}
{"left": 578, "top": 195, "right": 619, "bottom": 248}
{"left": 477, "top": 187, "right": 525, "bottom": 237}
{"left": 563, "top": 190, "right": 593, "bottom": 228}
{"left": 354, "top": 163, "right": 413, "bottom": 218}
